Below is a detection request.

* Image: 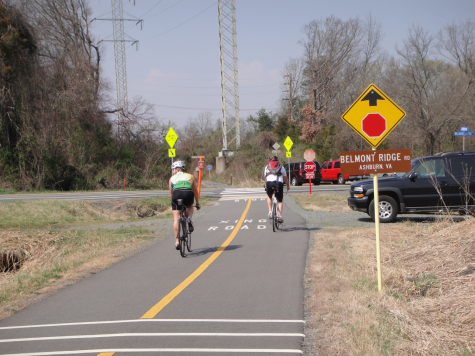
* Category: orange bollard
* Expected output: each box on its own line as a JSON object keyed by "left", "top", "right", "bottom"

{"left": 197, "top": 156, "right": 203, "bottom": 198}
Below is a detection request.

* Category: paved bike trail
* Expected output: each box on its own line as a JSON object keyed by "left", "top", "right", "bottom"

{"left": 0, "top": 197, "right": 309, "bottom": 355}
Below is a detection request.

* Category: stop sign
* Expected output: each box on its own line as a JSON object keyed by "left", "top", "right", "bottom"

{"left": 362, "top": 113, "right": 386, "bottom": 137}
{"left": 304, "top": 161, "right": 316, "bottom": 173}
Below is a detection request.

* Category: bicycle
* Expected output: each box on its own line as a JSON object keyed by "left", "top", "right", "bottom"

{"left": 268, "top": 185, "right": 282, "bottom": 232}
{"left": 176, "top": 199, "right": 193, "bottom": 257}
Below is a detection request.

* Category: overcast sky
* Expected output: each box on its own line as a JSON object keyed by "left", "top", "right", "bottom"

{"left": 89, "top": 0, "right": 475, "bottom": 128}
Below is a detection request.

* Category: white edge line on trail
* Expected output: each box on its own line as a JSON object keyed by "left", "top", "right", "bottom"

{"left": 0, "top": 349, "right": 303, "bottom": 355}
{"left": 0, "top": 332, "right": 305, "bottom": 343}
{"left": 0, "top": 319, "right": 305, "bottom": 330}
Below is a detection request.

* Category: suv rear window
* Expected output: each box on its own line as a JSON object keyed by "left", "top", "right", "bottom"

{"left": 445, "top": 155, "right": 475, "bottom": 177}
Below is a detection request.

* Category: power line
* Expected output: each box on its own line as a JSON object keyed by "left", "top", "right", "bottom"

{"left": 143, "top": 2, "right": 214, "bottom": 41}
{"left": 152, "top": 104, "right": 278, "bottom": 111}
{"left": 127, "top": 88, "right": 279, "bottom": 96}
{"left": 144, "top": 0, "right": 184, "bottom": 20}
{"left": 128, "top": 82, "right": 280, "bottom": 89}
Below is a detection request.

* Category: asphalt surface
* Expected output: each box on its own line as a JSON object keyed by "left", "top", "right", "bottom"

{"left": 0, "top": 189, "right": 311, "bottom": 355}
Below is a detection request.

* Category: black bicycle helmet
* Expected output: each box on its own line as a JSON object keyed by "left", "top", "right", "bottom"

{"left": 270, "top": 156, "right": 279, "bottom": 161}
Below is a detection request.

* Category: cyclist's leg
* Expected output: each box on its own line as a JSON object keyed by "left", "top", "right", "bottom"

{"left": 276, "top": 182, "right": 284, "bottom": 219}
{"left": 171, "top": 191, "right": 183, "bottom": 245}
{"left": 265, "top": 181, "right": 274, "bottom": 217}
{"left": 172, "top": 210, "right": 180, "bottom": 244}
{"left": 181, "top": 190, "right": 195, "bottom": 231}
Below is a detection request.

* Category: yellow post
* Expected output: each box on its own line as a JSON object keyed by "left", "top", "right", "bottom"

{"left": 373, "top": 148, "right": 382, "bottom": 292}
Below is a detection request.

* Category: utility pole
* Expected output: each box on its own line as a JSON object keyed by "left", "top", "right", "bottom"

{"left": 93, "top": 0, "right": 142, "bottom": 141}
{"left": 218, "top": 0, "right": 240, "bottom": 156}
{"left": 283, "top": 74, "right": 292, "bottom": 122}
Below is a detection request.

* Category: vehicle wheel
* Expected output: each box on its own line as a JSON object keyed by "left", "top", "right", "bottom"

{"left": 382, "top": 173, "right": 388, "bottom": 177}
{"left": 368, "top": 195, "right": 398, "bottom": 223}
{"left": 313, "top": 180, "right": 320, "bottom": 185}
{"left": 291, "top": 177, "right": 297, "bottom": 186}
{"left": 337, "top": 174, "right": 345, "bottom": 184}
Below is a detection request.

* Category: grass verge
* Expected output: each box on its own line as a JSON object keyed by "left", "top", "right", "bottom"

{"left": 0, "top": 196, "right": 176, "bottom": 229}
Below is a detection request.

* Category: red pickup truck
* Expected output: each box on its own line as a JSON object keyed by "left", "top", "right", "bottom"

{"left": 320, "top": 160, "right": 369, "bottom": 184}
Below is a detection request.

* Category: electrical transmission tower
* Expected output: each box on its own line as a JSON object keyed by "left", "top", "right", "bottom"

{"left": 94, "top": 0, "right": 142, "bottom": 139}
{"left": 218, "top": 0, "right": 240, "bottom": 156}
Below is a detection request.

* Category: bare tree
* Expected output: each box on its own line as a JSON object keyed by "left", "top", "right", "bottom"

{"left": 280, "top": 57, "right": 306, "bottom": 122}
{"left": 396, "top": 25, "right": 469, "bottom": 155}
{"left": 437, "top": 20, "right": 475, "bottom": 123}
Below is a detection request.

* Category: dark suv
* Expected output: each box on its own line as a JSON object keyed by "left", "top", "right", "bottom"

{"left": 347, "top": 151, "right": 475, "bottom": 223}
{"left": 284, "top": 161, "right": 322, "bottom": 186}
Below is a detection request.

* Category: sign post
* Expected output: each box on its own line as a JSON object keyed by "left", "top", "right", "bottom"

{"left": 207, "top": 165, "right": 212, "bottom": 179}
{"left": 304, "top": 161, "right": 316, "bottom": 195}
{"left": 455, "top": 127, "right": 473, "bottom": 151}
{"left": 303, "top": 149, "right": 316, "bottom": 194}
{"left": 341, "top": 84, "right": 406, "bottom": 292}
{"left": 284, "top": 137, "right": 293, "bottom": 185}
{"left": 197, "top": 157, "right": 204, "bottom": 198}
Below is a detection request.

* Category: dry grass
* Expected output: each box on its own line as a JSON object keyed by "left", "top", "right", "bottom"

{"left": 304, "top": 219, "right": 475, "bottom": 355}
{"left": 294, "top": 192, "right": 352, "bottom": 212}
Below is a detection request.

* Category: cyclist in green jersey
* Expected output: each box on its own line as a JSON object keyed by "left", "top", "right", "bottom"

{"left": 169, "top": 161, "right": 200, "bottom": 249}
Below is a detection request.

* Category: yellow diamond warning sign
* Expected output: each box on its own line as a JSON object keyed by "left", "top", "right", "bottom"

{"left": 165, "top": 127, "right": 178, "bottom": 148}
{"left": 341, "top": 84, "right": 406, "bottom": 148}
{"left": 284, "top": 136, "right": 293, "bottom": 151}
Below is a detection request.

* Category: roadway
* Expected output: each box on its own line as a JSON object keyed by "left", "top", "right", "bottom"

{"left": 0, "top": 183, "right": 343, "bottom": 355}
{"left": 0, "top": 182, "right": 350, "bottom": 203}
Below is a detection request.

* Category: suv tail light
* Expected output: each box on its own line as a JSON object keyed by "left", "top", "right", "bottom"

{"left": 299, "top": 169, "right": 302, "bottom": 175}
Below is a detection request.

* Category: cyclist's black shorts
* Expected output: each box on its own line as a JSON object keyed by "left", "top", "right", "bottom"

{"left": 266, "top": 181, "right": 284, "bottom": 202}
{"left": 171, "top": 189, "right": 194, "bottom": 210}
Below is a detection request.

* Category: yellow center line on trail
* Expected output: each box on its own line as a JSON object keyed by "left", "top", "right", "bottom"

{"left": 141, "top": 198, "right": 252, "bottom": 318}
{"left": 97, "top": 199, "right": 252, "bottom": 356}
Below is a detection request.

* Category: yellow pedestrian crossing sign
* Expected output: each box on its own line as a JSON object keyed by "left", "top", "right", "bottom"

{"left": 168, "top": 149, "right": 176, "bottom": 157}
{"left": 165, "top": 127, "right": 178, "bottom": 148}
{"left": 284, "top": 136, "right": 293, "bottom": 151}
{"left": 286, "top": 151, "right": 291, "bottom": 158}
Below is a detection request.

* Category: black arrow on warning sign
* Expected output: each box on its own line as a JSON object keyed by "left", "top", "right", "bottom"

{"left": 361, "top": 90, "right": 384, "bottom": 106}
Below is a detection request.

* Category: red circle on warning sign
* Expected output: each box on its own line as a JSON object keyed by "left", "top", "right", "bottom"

{"left": 362, "top": 113, "right": 386, "bottom": 137}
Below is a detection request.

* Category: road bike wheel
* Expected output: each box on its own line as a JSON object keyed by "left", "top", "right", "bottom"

{"left": 272, "top": 200, "right": 277, "bottom": 232}
{"left": 179, "top": 218, "right": 187, "bottom": 257}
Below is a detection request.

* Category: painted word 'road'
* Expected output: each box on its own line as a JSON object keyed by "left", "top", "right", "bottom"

{"left": 208, "top": 219, "right": 268, "bottom": 231}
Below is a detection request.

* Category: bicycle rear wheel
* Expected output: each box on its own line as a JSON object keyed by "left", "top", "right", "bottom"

{"left": 179, "top": 218, "right": 187, "bottom": 257}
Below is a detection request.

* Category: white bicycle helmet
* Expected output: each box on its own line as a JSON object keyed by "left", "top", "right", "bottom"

{"left": 171, "top": 160, "right": 185, "bottom": 170}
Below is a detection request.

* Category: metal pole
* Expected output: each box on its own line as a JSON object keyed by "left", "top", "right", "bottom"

{"left": 373, "top": 148, "right": 382, "bottom": 292}
{"left": 288, "top": 156, "right": 290, "bottom": 185}
{"left": 463, "top": 136, "right": 465, "bottom": 151}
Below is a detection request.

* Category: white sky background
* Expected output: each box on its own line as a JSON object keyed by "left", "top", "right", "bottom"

{"left": 89, "top": 0, "right": 475, "bottom": 129}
